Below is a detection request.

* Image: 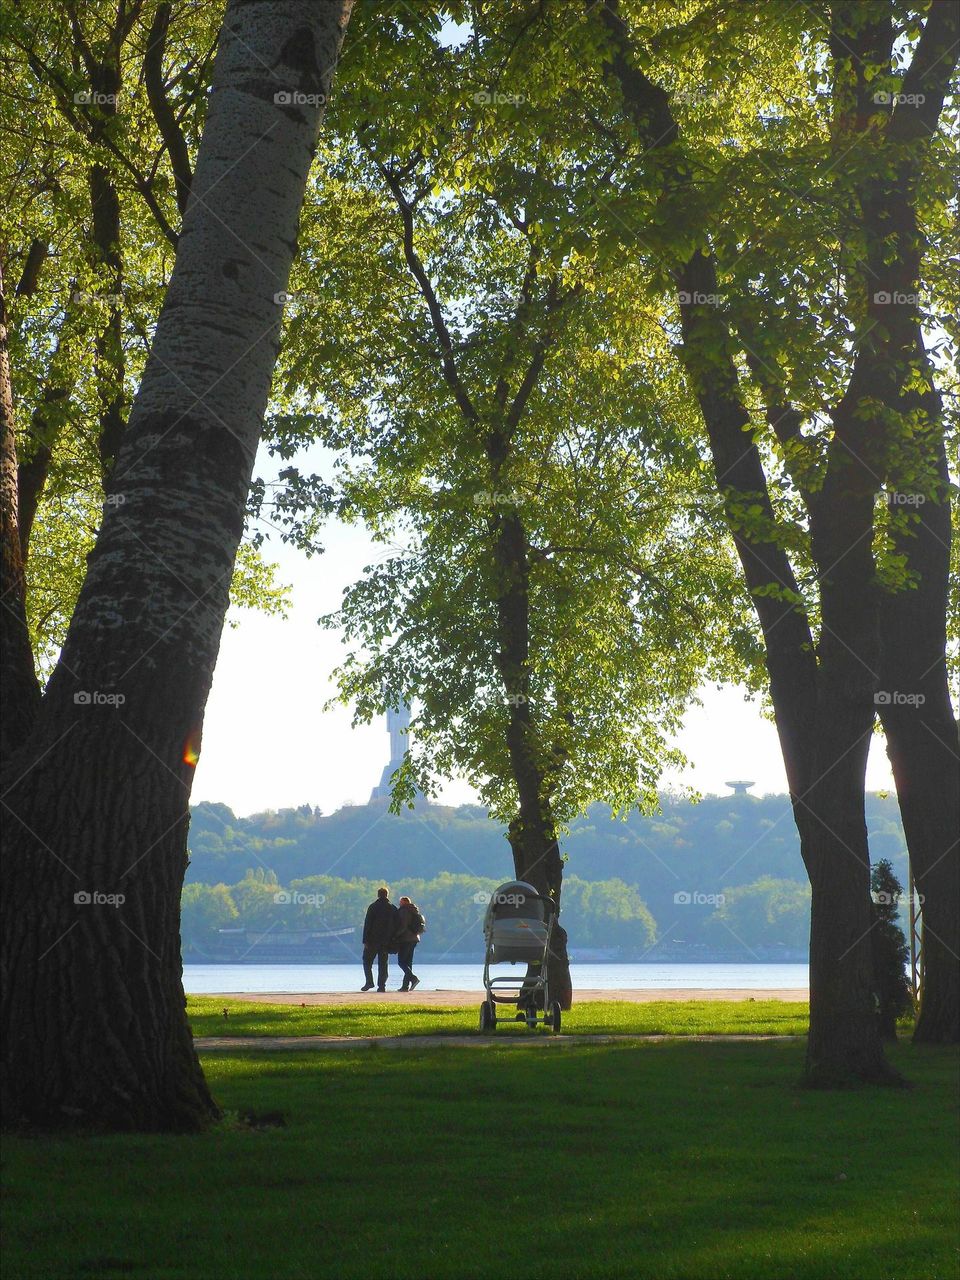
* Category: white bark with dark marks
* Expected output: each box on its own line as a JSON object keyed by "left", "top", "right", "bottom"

{"left": 1, "top": 0, "right": 354, "bottom": 1132}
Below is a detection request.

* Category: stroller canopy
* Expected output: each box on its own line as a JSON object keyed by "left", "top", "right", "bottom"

{"left": 483, "top": 881, "right": 554, "bottom": 962}
{"left": 483, "top": 881, "right": 552, "bottom": 926}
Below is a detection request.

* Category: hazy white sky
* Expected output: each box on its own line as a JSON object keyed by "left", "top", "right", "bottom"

{"left": 192, "top": 449, "right": 897, "bottom": 817}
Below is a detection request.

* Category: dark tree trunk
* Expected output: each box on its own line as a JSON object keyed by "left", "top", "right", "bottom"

{"left": 878, "top": 430, "right": 959, "bottom": 1043}
{"left": 677, "top": 250, "right": 893, "bottom": 1085}
{"left": 493, "top": 499, "right": 573, "bottom": 1009}
{"left": 87, "top": 155, "right": 126, "bottom": 480}
{"left": 878, "top": 1011, "right": 899, "bottom": 1042}
{"left": 831, "top": 1, "right": 959, "bottom": 1044}
{"left": 1, "top": 0, "right": 354, "bottom": 1132}
{"left": 144, "top": 2, "right": 194, "bottom": 221}
{"left": 590, "top": 0, "right": 960, "bottom": 1085}
{"left": 801, "top": 656, "right": 899, "bottom": 1085}
{"left": 883, "top": 704, "right": 960, "bottom": 1044}
{"left": 2, "top": 728, "right": 215, "bottom": 1129}
{"left": 0, "top": 265, "right": 42, "bottom": 761}
{"left": 16, "top": 383, "right": 69, "bottom": 560}
{"left": 507, "top": 818, "right": 573, "bottom": 1012}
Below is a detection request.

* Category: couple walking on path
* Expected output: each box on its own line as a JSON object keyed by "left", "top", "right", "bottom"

{"left": 361, "top": 887, "right": 425, "bottom": 992}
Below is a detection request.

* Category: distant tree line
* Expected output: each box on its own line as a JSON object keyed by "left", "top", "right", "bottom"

{"left": 182, "top": 867, "right": 815, "bottom": 958}
{"left": 182, "top": 870, "right": 658, "bottom": 957}
{"left": 185, "top": 793, "right": 909, "bottom": 955}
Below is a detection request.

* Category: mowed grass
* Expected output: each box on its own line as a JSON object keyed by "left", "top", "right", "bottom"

{"left": 3, "top": 1040, "right": 957, "bottom": 1280}
{"left": 187, "top": 995, "right": 812, "bottom": 1038}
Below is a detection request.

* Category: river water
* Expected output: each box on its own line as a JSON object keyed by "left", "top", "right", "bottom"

{"left": 183, "top": 961, "right": 809, "bottom": 994}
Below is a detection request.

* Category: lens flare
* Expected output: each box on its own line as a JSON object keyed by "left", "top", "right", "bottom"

{"left": 182, "top": 731, "right": 201, "bottom": 767}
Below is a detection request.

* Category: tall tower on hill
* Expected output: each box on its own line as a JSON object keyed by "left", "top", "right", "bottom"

{"left": 370, "top": 704, "right": 412, "bottom": 801}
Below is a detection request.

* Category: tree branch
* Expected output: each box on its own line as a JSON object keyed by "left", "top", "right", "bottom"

{"left": 144, "top": 2, "right": 193, "bottom": 220}
{"left": 378, "top": 161, "right": 479, "bottom": 426}
{"left": 14, "top": 241, "right": 48, "bottom": 299}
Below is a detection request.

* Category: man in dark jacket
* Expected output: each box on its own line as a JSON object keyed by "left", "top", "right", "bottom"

{"left": 361, "top": 887, "right": 399, "bottom": 992}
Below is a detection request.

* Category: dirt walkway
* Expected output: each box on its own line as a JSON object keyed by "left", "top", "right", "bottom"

{"left": 196, "top": 1032, "right": 803, "bottom": 1051}
{"left": 207, "top": 987, "right": 808, "bottom": 1007}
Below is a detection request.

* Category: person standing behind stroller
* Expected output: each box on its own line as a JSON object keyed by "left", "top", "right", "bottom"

{"left": 361, "top": 887, "right": 399, "bottom": 992}
{"left": 395, "top": 895, "right": 425, "bottom": 992}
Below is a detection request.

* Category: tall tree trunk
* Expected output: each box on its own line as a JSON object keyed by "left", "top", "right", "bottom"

{"left": 378, "top": 166, "right": 575, "bottom": 1004}
{"left": 591, "top": 0, "right": 960, "bottom": 1085}
{"left": 1, "top": 0, "right": 354, "bottom": 1132}
{"left": 879, "top": 428, "right": 959, "bottom": 1043}
{"left": 0, "top": 265, "right": 42, "bottom": 760}
{"left": 493, "top": 499, "right": 572, "bottom": 1009}
{"left": 676, "top": 252, "right": 893, "bottom": 1085}
{"left": 882, "top": 689, "right": 960, "bottom": 1044}
{"left": 829, "top": 0, "right": 959, "bottom": 1046}
{"left": 803, "top": 406, "right": 901, "bottom": 1084}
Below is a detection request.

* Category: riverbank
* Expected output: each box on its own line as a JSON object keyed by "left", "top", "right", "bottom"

{"left": 208, "top": 986, "right": 808, "bottom": 1005}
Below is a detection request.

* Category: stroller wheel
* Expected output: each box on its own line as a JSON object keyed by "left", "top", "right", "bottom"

{"left": 549, "top": 1001, "right": 562, "bottom": 1034}
{"left": 479, "top": 1001, "right": 496, "bottom": 1033}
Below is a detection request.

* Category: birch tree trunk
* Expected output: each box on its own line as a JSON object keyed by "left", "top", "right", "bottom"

{"left": 1, "top": 0, "right": 354, "bottom": 1132}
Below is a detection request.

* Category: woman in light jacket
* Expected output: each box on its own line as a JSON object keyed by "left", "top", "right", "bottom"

{"left": 395, "top": 895, "right": 423, "bottom": 992}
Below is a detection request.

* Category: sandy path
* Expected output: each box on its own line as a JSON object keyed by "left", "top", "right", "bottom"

{"left": 206, "top": 987, "right": 808, "bottom": 1006}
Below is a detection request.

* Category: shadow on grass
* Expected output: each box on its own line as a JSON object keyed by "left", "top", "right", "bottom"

{"left": 186, "top": 996, "right": 814, "bottom": 1040}
{"left": 3, "top": 1039, "right": 956, "bottom": 1280}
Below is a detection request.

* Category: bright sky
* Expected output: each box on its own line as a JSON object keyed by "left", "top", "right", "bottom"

{"left": 191, "top": 446, "right": 897, "bottom": 818}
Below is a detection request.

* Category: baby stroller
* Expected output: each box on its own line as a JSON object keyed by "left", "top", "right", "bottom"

{"left": 479, "top": 880, "right": 562, "bottom": 1033}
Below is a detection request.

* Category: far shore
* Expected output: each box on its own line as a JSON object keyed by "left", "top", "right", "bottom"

{"left": 204, "top": 987, "right": 809, "bottom": 1006}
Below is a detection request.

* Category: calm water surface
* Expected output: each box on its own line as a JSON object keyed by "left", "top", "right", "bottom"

{"left": 183, "top": 961, "right": 809, "bottom": 994}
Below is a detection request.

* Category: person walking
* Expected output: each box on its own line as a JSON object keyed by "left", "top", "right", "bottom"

{"left": 395, "top": 895, "right": 425, "bottom": 992}
{"left": 361, "top": 886, "right": 399, "bottom": 992}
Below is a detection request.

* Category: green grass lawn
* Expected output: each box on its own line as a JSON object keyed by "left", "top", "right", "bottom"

{"left": 3, "top": 1039, "right": 956, "bottom": 1280}
{"left": 187, "top": 995, "right": 813, "bottom": 1038}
